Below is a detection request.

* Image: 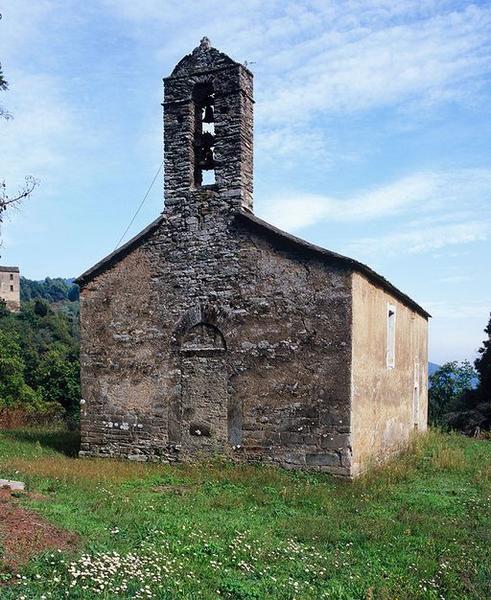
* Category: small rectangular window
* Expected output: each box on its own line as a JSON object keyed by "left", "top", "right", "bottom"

{"left": 10, "top": 274, "right": 13, "bottom": 280}
{"left": 413, "top": 361, "right": 420, "bottom": 427}
{"left": 10, "top": 285, "right": 14, "bottom": 292}
{"left": 386, "top": 304, "right": 396, "bottom": 368}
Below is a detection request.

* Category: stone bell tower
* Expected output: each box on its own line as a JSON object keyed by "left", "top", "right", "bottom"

{"left": 163, "top": 37, "right": 253, "bottom": 214}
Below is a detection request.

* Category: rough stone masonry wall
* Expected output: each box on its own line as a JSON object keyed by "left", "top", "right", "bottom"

{"left": 230, "top": 226, "right": 353, "bottom": 474}
{"left": 163, "top": 48, "right": 253, "bottom": 212}
{"left": 79, "top": 187, "right": 245, "bottom": 462}
{"left": 79, "top": 246, "right": 167, "bottom": 460}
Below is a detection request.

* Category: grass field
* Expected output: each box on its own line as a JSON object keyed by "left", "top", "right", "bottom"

{"left": 0, "top": 429, "right": 489, "bottom": 599}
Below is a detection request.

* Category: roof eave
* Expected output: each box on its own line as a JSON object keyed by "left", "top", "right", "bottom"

{"left": 75, "top": 214, "right": 165, "bottom": 287}
{"left": 236, "top": 211, "right": 431, "bottom": 320}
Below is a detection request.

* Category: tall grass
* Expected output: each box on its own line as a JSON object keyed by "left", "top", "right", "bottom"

{"left": 0, "top": 427, "right": 489, "bottom": 599}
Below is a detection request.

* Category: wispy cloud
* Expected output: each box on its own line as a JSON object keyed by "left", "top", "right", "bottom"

{"left": 259, "top": 167, "right": 491, "bottom": 259}
{"left": 0, "top": 72, "right": 77, "bottom": 185}
{"left": 106, "top": 0, "right": 491, "bottom": 117}
{"left": 257, "top": 3, "right": 491, "bottom": 124}
{"left": 256, "top": 126, "right": 331, "bottom": 164}
{"left": 348, "top": 220, "right": 489, "bottom": 258}
{"left": 260, "top": 172, "right": 442, "bottom": 230}
{"left": 438, "top": 274, "right": 473, "bottom": 284}
{"left": 425, "top": 299, "right": 491, "bottom": 320}
{"left": 261, "top": 168, "right": 491, "bottom": 226}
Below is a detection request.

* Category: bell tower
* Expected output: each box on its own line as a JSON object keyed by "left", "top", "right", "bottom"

{"left": 163, "top": 38, "right": 253, "bottom": 213}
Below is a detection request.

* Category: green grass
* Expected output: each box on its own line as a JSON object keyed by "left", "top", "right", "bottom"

{"left": 0, "top": 429, "right": 489, "bottom": 599}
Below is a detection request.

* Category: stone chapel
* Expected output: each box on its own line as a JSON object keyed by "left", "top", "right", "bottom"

{"left": 76, "top": 38, "right": 429, "bottom": 477}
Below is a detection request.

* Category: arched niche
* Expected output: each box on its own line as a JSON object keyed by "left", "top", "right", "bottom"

{"left": 172, "top": 303, "right": 229, "bottom": 352}
{"left": 180, "top": 322, "right": 226, "bottom": 354}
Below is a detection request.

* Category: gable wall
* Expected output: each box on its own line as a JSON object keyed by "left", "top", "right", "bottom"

{"left": 79, "top": 202, "right": 353, "bottom": 474}
{"left": 350, "top": 272, "right": 428, "bottom": 476}
{"left": 79, "top": 189, "right": 239, "bottom": 462}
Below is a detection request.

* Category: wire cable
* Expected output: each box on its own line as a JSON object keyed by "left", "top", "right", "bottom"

{"left": 114, "top": 158, "right": 164, "bottom": 250}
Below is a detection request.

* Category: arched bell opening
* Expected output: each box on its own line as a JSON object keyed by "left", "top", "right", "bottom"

{"left": 192, "top": 81, "right": 216, "bottom": 188}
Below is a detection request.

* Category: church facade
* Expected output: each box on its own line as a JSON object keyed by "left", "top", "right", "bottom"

{"left": 76, "top": 39, "right": 429, "bottom": 477}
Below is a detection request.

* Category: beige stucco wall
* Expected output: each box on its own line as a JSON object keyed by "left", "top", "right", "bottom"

{"left": 0, "top": 269, "right": 20, "bottom": 311}
{"left": 350, "top": 272, "right": 428, "bottom": 476}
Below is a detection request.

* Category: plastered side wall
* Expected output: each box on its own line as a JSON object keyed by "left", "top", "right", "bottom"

{"left": 350, "top": 272, "right": 428, "bottom": 476}
{"left": 0, "top": 271, "right": 20, "bottom": 311}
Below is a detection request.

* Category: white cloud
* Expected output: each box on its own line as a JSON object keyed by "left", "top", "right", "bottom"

{"left": 257, "top": 3, "right": 491, "bottom": 124}
{"left": 0, "top": 1, "right": 55, "bottom": 62}
{"left": 438, "top": 274, "right": 473, "bottom": 284}
{"left": 256, "top": 126, "right": 330, "bottom": 164}
{"left": 425, "top": 300, "right": 491, "bottom": 320}
{"left": 260, "top": 168, "right": 491, "bottom": 230}
{"left": 425, "top": 300, "right": 490, "bottom": 363}
{"left": 261, "top": 171, "right": 441, "bottom": 230}
{"left": 102, "top": 0, "right": 491, "bottom": 176}
{"left": 259, "top": 167, "right": 491, "bottom": 259}
{"left": 349, "top": 220, "right": 489, "bottom": 258}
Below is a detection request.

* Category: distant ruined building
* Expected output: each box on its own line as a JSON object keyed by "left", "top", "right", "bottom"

{"left": 0, "top": 266, "right": 20, "bottom": 312}
{"left": 76, "top": 39, "right": 429, "bottom": 477}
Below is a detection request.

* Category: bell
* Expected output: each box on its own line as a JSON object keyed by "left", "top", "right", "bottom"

{"left": 198, "top": 147, "right": 214, "bottom": 170}
{"left": 201, "top": 132, "right": 214, "bottom": 148}
{"left": 203, "top": 104, "right": 214, "bottom": 123}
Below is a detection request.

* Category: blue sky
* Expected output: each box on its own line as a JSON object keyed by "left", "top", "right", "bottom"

{"left": 0, "top": 0, "right": 490, "bottom": 364}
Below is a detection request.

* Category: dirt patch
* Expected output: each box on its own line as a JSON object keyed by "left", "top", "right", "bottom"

{"left": 0, "top": 489, "right": 78, "bottom": 572}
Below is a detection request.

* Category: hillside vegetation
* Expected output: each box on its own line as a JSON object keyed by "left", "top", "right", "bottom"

{"left": 20, "top": 276, "right": 79, "bottom": 304}
{"left": 0, "top": 429, "right": 489, "bottom": 599}
{"left": 0, "top": 283, "right": 80, "bottom": 427}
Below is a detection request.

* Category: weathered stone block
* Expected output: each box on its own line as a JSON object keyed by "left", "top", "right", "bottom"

{"left": 305, "top": 452, "right": 341, "bottom": 467}
{"left": 320, "top": 433, "right": 350, "bottom": 449}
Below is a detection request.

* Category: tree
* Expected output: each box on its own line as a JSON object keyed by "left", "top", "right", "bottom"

{"left": 428, "top": 361, "right": 477, "bottom": 426}
{"left": 0, "top": 298, "right": 8, "bottom": 318}
{"left": 0, "top": 330, "right": 39, "bottom": 410}
{"left": 475, "top": 312, "right": 491, "bottom": 400}
{"left": 0, "top": 62, "right": 6, "bottom": 89}
{"left": 34, "top": 298, "right": 50, "bottom": 317}
{"left": 437, "top": 316, "right": 491, "bottom": 435}
{"left": 0, "top": 298, "right": 80, "bottom": 425}
{"left": 67, "top": 284, "right": 80, "bottom": 302}
{"left": 0, "top": 54, "right": 11, "bottom": 120}
{"left": 36, "top": 349, "right": 80, "bottom": 426}
{"left": 1, "top": 176, "right": 38, "bottom": 224}
{"left": 0, "top": 12, "right": 11, "bottom": 120}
